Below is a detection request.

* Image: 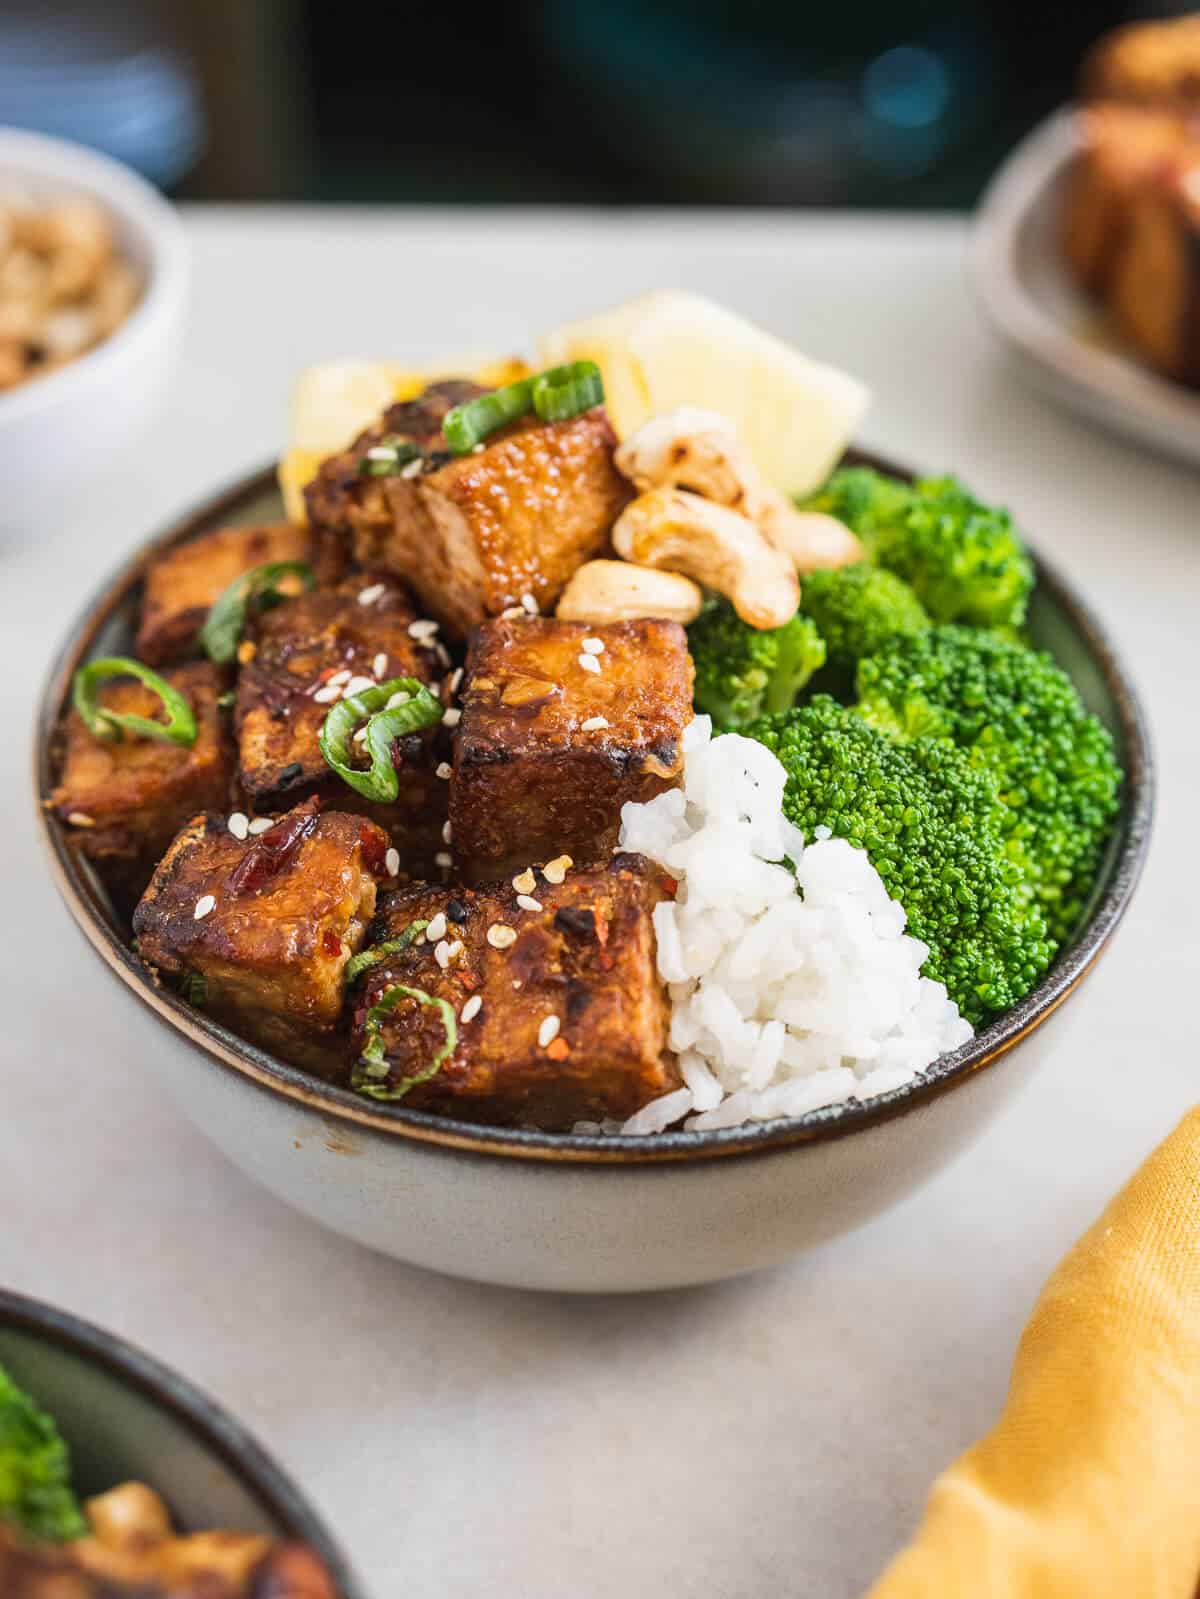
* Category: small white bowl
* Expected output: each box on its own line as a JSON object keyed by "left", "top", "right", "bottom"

{"left": 0, "top": 128, "right": 189, "bottom": 535}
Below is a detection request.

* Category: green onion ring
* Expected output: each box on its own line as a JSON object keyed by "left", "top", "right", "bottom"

{"left": 345, "top": 920, "right": 429, "bottom": 984}
{"left": 443, "top": 378, "right": 533, "bottom": 455}
{"left": 318, "top": 676, "right": 442, "bottom": 803}
{"left": 530, "top": 360, "right": 604, "bottom": 423}
{"left": 359, "top": 436, "right": 422, "bottom": 478}
{"left": 72, "top": 656, "right": 198, "bottom": 746}
{"left": 200, "top": 561, "right": 315, "bottom": 665}
{"left": 353, "top": 982, "right": 457, "bottom": 1101}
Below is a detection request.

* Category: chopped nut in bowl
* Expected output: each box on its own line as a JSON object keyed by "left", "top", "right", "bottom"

{"left": 0, "top": 130, "right": 188, "bottom": 537}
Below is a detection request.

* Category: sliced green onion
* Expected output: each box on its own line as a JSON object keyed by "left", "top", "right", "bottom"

{"left": 180, "top": 972, "right": 208, "bottom": 1006}
{"left": 345, "top": 920, "right": 429, "bottom": 984}
{"left": 72, "top": 657, "right": 198, "bottom": 746}
{"left": 200, "top": 561, "right": 315, "bottom": 665}
{"left": 531, "top": 360, "right": 604, "bottom": 423}
{"left": 318, "top": 676, "right": 442, "bottom": 803}
{"left": 359, "top": 436, "right": 422, "bottom": 478}
{"left": 443, "top": 378, "right": 533, "bottom": 454}
{"left": 353, "top": 982, "right": 457, "bottom": 1100}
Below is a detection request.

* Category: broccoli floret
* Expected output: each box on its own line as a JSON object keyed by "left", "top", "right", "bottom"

{"left": 856, "top": 627, "right": 1122, "bottom": 944}
{"left": 799, "top": 563, "right": 930, "bottom": 675}
{"left": 802, "top": 468, "right": 1034, "bottom": 630}
{"left": 688, "top": 598, "right": 826, "bottom": 730}
{"left": 746, "top": 698, "right": 1055, "bottom": 1025}
{"left": 0, "top": 1364, "right": 85, "bottom": 1542}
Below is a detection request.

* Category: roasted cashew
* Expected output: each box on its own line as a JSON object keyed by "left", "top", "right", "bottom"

{"left": 556, "top": 559, "right": 704, "bottom": 625}
{"left": 612, "top": 488, "right": 798, "bottom": 630}
{"left": 757, "top": 504, "right": 865, "bottom": 572}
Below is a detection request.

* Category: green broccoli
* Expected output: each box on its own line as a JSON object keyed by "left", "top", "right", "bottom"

{"left": 856, "top": 627, "right": 1122, "bottom": 944}
{"left": 0, "top": 1364, "right": 86, "bottom": 1542}
{"left": 802, "top": 468, "right": 1034, "bottom": 630}
{"left": 746, "top": 697, "right": 1055, "bottom": 1025}
{"left": 688, "top": 598, "right": 826, "bottom": 730}
{"left": 799, "top": 563, "right": 930, "bottom": 677}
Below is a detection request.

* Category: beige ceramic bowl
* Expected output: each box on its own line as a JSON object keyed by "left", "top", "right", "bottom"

{"left": 34, "top": 458, "right": 1153, "bottom": 1292}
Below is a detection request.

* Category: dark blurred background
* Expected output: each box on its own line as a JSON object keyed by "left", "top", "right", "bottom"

{"left": 0, "top": 1, "right": 1187, "bottom": 206}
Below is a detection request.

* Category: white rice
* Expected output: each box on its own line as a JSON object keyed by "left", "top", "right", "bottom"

{"left": 609, "top": 717, "right": 973, "bottom": 1135}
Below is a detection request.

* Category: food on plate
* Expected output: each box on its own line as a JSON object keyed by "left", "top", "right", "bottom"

{"left": 538, "top": 290, "right": 871, "bottom": 496}
{"left": 1062, "top": 19, "right": 1200, "bottom": 386}
{"left": 49, "top": 295, "right": 1123, "bottom": 1134}
{"left": 450, "top": 614, "right": 693, "bottom": 880}
{"left": 0, "top": 1361, "right": 337, "bottom": 1597}
{"left": 349, "top": 854, "right": 676, "bottom": 1125}
{"left": 0, "top": 194, "right": 141, "bottom": 393}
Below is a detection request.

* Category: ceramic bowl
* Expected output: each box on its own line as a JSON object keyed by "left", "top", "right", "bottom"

{"left": 0, "top": 128, "right": 189, "bottom": 536}
{"left": 0, "top": 1286, "right": 361, "bottom": 1593}
{"left": 33, "top": 459, "right": 1153, "bottom": 1293}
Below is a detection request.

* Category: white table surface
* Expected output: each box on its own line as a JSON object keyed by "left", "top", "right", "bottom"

{"left": 3, "top": 209, "right": 1195, "bottom": 1599}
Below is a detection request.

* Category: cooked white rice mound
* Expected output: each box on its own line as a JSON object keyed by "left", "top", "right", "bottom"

{"left": 610, "top": 716, "right": 973, "bottom": 1135}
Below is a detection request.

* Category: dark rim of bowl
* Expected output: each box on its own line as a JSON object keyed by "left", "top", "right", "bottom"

{"left": 0, "top": 1286, "right": 363, "bottom": 1597}
{"left": 33, "top": 455, "right": 1154, "bottom": 1168}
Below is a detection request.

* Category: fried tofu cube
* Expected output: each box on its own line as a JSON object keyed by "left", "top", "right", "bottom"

{"left": 350, "top": 854, "right": 676, "bottom": 1127}
{"left": 450, "top": 616, "right": 692, "bottom": 880}
{"left": 136, "top": 521, "right": 311, "bottom": 665}
{"left": 1108, "top": 166, "right": 1200, "bottom": 386}
{"left": 234, "top": 571, "right": 446, "bottom": 860}
{"left": 306, "top": 383, "right": 630, "bottom": 635}
{"left": 1081, "top": 14, "right": 1200, "bottom": 111}
{"left": 133, "top": 799, "right": 387, "bottom": 1068}
{"left": 52, "top": 660, "right": 234, "bottom": 896}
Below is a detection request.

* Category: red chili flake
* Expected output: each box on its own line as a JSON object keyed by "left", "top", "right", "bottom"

{"left": 597, "top": 952, "right": 614, "bottom": 972}
{"left": 357, "top": 823, "right": 387, "bottom": 877}
{"left": 316, "top": 666, "right": 338, "bottom": 684}
{"left": 229, "top": 796, "right": 322, "bottom": 896}
{"left": 545, "top": 1037, "right": 570, "bottom": 1061}
{"left": 593, "top": 908, "right": 610, "bottom": 946}
{"left": 660, "top": 876, "right": 679, "bottom": 898}
{"left": 322, "top": 929, "right": 342, "bottom": 957}
{"left": 457, "top": 971, "right": 479, "bottom": 991}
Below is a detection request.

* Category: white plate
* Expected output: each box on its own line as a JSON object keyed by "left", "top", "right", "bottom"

{"left": 972, "top": 108, "right": 1200, "bottom": 467}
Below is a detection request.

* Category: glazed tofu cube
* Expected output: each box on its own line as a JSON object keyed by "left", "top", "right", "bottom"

{"left": 306, "top": 384, "right": 630, "bottom": 635}
{"left": 349, "top": 854, "right": 676, "bottom": 1127}
{"left": 234, "top": 571, "right": 445, "bottom": 860}
{"left": 136, "top": 521, "right": 311, "bottom": 665}
{"left": 133, "top": 799, "right": 387, "bottom": 1068}
{"left": 51, "top": 659, "right": 234, "bottom": 897}
{"left": 1109, "top": 168, "right": 1200, "bottom": 385}
{"left": 450, "top": 616, "right": 692, "bottom": 880}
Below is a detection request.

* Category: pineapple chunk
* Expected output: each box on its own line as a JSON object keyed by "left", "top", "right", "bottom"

{"left": 279, "top": 355, "right": 530, "bottom": 522}
{"left": 538, "top": 291, "right": 870, "bottom": 499}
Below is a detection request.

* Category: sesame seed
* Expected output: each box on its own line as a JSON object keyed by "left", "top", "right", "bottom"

{"left": 66, "top": 811, "right": 94, "bottom": 827}
{"left": 435, "top": 643, "right": 452, "bottom": 667}
{"left": 247, "top": 817, "right": 274, "bottom": 835}
{"left": 373, "top": 653, "right": 388, "bottom": 678}
{"left": 517, "top": 894, "right": 543, "bottom": 912}
{"left": 435, "top": 851, "right": 453, "bottom": 868}
{"left": 227, "top": 812, "right": 249, "bottom": 841}
{"left": 581, "top": 715, "right": 609, "bottom": 732}
{"left": 449, "top": 667, "right": 463, "bottom": 694}
{"left": 487, "top": 923, "right": 517, "bottom": 949}
{"left": 581, "top": 637, "right": 605, "bottom": 654}
{"left": 328, "top": 668, "right": 352, "bottom": 686}
{"left": 357, "top": 583, "right": 385, "bottom": 607}
{"left": 385, "top": 847, "right": 400, "bottom": 877}
{"left": 193, "top": 895, "right": 216, "bottom": 920}
{"left": 401, "top": 457, "right": 423, "bottom": 478}
{"left": 436, "top": 761, "right": 452, "bottom": 780}
{"left": 237, "top": 640, "right": 257, "bottom": 665}
{"left": 538, "top": 1015, "right": 561, "bottom": 1048}
{"left": 353, "top": 727, "right": 368, "bottom": 745}
{"left": 512, "top": 979, "right": 523, "bottom": 989}
{"left": 499, "top": 606, "right": 525, "bottom": 620}
{"left": 520, "top": 592, "right": 538, "bottom": 614}
{"left": 426, "top": 911, "right": 448, "bottom": 942}
{"left": 446, "top": 939, "right": 464, "bottom": 961}
{"left": 512, "top": 868, "right": 536, "bottom": 894}
{"left": 343, "top": 675, "right": 375, "bottom": 697}
{"left": 434, "top": 939, "right": 452, "bottom": 969}
{"left": 408, "top": 619, "right": 439, "bottom": 640}
{"left": 313, "top": 683, "right": 342, "bottom": 704}
{"left": 442, "top": 820, "right": 453, "bottom": 843}
{"left": 578, "top": 653, "right": 601, "bottom": 674}
{"left": 366, "top": 445, "right": 395, "bottom": 461}
{"left": 542, "top": 855, "right": 573, "bottom": 885}
{"left": 442, "top": 707, "right": 461, "bottom": 728}
{"left": 460, "top": 995, "right": 482, "bottom": 1023}
{"left": 385, "top": 690, "right": 411, "bottom": 710}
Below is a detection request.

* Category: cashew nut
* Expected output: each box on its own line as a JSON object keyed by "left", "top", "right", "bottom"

{"left": 757, "top": 504, "right": 865, "bottom": 572}
{"left": 557, "top": 559, "right": 704, "bottom": 625}
{"left": 612, "top": 488, "right": 798, "bottom": 630}
{"left": 615, "top": 408, "right": 863, "bottom": 575}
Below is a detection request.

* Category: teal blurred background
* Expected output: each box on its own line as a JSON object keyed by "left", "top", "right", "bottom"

{"left": 0, "top": 0, "right": 1185, "bottom": 205}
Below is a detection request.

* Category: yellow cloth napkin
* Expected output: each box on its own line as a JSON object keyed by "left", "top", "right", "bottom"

{"left": 868, "top": 1107, "right": 1200, "bottom": 1599}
